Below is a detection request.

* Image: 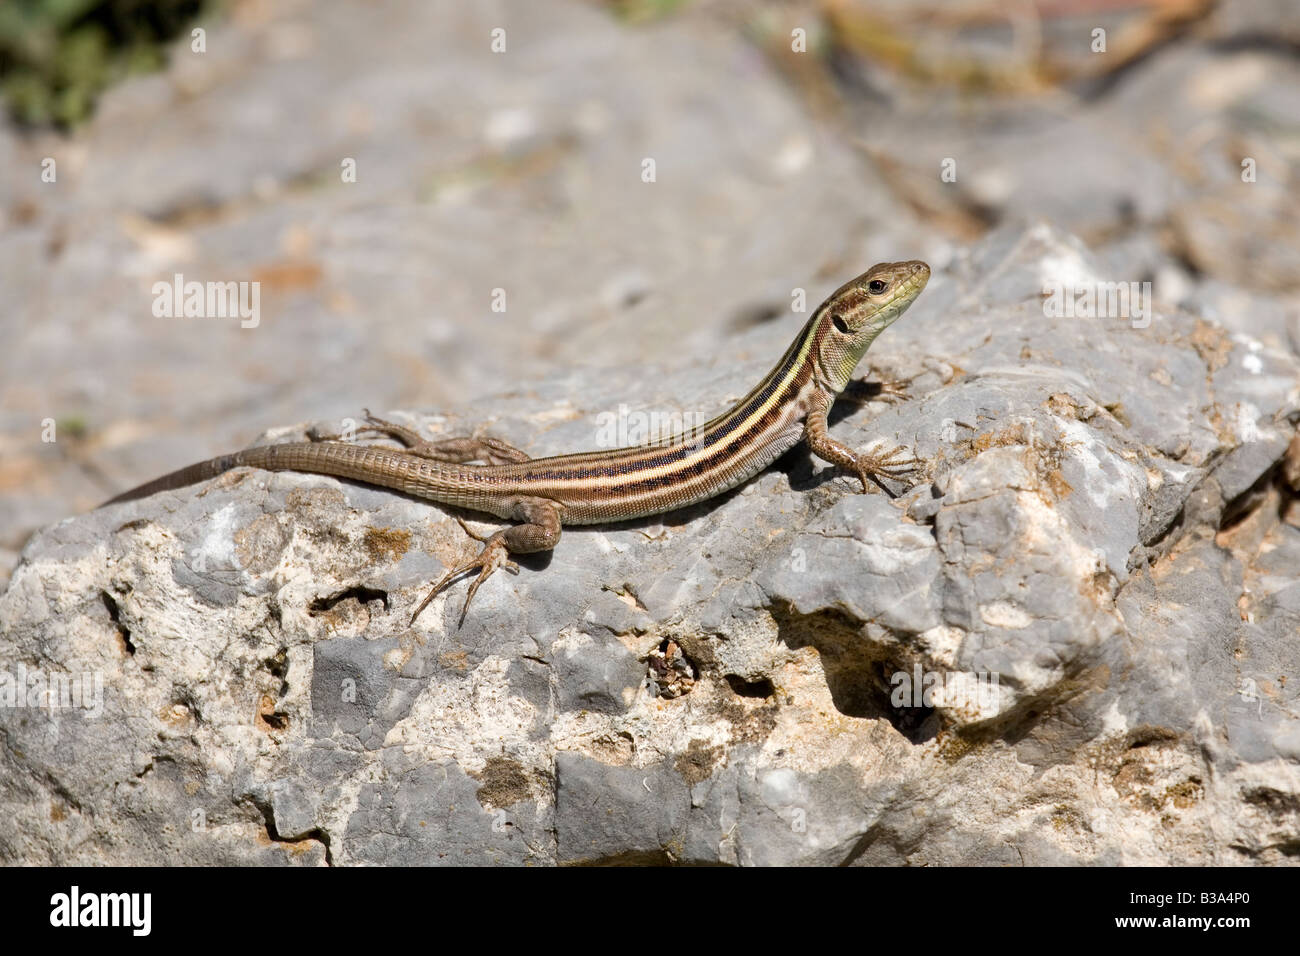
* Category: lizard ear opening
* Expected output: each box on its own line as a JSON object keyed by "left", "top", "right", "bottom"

{"left": 831, "top": 313, "right": 850, "bottom": 334}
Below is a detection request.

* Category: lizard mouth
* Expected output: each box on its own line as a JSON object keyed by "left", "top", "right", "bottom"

{"left": 897, "top": 261, "right": 931, "bottom": 294}
{"left": 878, "top": 262, "right": 930, "bottom": 315}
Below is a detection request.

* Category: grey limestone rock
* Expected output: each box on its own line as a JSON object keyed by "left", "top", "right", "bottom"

{"left": 3, "top": 224, "right": 1298, "bottom": 865}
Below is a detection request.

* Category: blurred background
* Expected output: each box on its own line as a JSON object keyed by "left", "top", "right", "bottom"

{"left": 0, "top": 0, "right": 1296, "bottom": 581}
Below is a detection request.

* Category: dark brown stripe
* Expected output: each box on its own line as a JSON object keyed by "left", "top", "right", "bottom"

{"left": 517, "top": 315, "right": 821, "bottom": 485}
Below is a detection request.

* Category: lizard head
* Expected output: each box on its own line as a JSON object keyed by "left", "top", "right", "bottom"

{"left": 813, "top": 260, "right": 930, "bottom": 392}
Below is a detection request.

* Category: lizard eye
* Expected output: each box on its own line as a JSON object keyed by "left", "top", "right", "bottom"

{"left": 868, "top": 279, "right": 888, "bottom": 294}
{"left": 831, "top": 313, "right": 850, "bottom": 334}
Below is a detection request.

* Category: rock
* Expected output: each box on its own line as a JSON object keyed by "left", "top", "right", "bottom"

{"left": 0, "top": 0, "right": 913, "bottom": 567}
{"left": 2, "top": 224, "right": 1297, "bottom": 865}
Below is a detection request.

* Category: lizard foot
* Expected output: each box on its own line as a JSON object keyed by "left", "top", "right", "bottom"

{"left": 870, "top": 376, "right": 911, "bottom": 403}
{"left": 840, "top": 375, "right": 912, "bottom": 406}
{"left": 363, "top": 411, "right": 531, "bottom": 465}
{"left": 852, "top": 443, "right": 923, "bottom": 492}
{"left": 410, "top": 532, "right": 519, "bottom": 626}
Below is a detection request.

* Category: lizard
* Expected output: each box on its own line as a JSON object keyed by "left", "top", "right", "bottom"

{"left": 103, "top": 259, "right": 931, "bottom": 624}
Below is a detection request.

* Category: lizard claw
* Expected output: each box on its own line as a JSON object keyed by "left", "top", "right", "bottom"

{"left": 841, "top": 374, "right": 913, "bottom": 406}
{"left": 853, "top": 443, "right": 923, "bottom": 492}
{"left": 410, "top": 533, "right": 517, "bottom": 627}
{"left": 871, "top": 377, "right": 911, "bottom": 403}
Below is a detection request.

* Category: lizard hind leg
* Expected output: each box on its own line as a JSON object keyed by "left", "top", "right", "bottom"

{"left": 411, "top": 497, "right": 563, "bottom": 627}
{"left": 362, "top": 410, "right": 531, "bottom": 465}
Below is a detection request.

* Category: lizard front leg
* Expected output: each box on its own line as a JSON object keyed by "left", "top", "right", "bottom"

{"left": 411, "top": 496, "right": 562, "bottom": 626}
{"left": 803, "top": 391, "right": 921, "bottom": 492}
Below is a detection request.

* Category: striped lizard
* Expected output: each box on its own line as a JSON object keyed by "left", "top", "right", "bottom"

{"left": 103, "top": 260, "right": 931, "bottom": 624}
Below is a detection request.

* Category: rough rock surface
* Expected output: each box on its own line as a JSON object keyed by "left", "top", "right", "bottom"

{"left": 0, "top": 0, "right": 921, "bottom": 568}
{"left": 3, "top": 225, "right": 1298, "bottom": 865}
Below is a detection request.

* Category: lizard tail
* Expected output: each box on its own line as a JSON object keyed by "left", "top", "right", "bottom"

{"left": 100, "top": 452, "right": 252, "bottom": 507}
{"left": 99, "top": 442, "right": 462, "bottom": 509}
